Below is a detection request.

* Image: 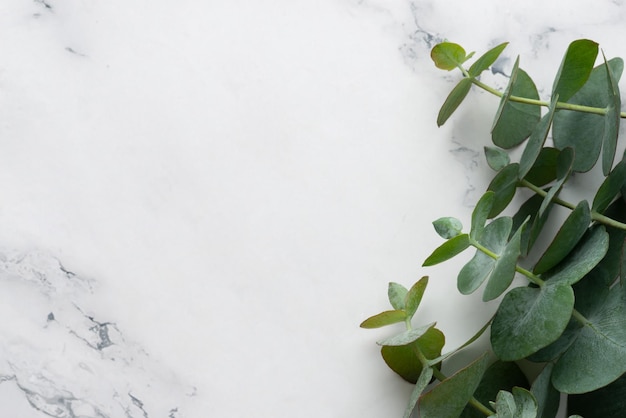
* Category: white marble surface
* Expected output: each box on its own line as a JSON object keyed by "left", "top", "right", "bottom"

{"left": 0, "top": 1, "right": 624, "bottom": 416}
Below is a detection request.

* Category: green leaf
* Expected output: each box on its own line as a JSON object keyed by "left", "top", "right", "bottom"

{"left": 512, "top": 193, "right": 544, "bottom": 256}
{"left": 531, "top": 363, "right": 560, "bottom": 418}
{"left": 429, "top": 319, "right": 492, "bottom": 366}
{"left": 388, "top": 282, "right": 408, "bottom": 310}
{"left": 593, "top": 159, "right": 626, "bottom": 214}
{"left": 523, "top": 147, "right": 560, "bottom": 187}
{"left": 423, "top": 234, "right": 471, "bottom": 266}
{"left": 537, "top": 147, "right": 574, "bottom": 218}
{"left": 433, "top": 217, "right": 464, "bottom": 239}
{"left": 458, "top": 217, "right": 512, "bottom": 295}
{"left": 437, "top": 77, "right": 473, "bottom": 126}
{"left": 418, "top": 353, "right": 490, "bottom": 418}
{"left": 551, "top": 39, "right": 599, "bottom": 103}
{"left": 485, "top": 146, "right": 510, "bottom": 171}
{"left": 460, "top": 361, "right": 529, "bottom": 418}
{"left": 377, "top": 322, "right": 436, "bottom": 346}
{"left": 568, "top": 373, "right": 626, "bottom": 418}
{"left": 405, "top": 276, "right": 429, "bottom": 318}
{"left": 471, "top": 191, "right": 495, "bottom": 240}
{"left": 552, "top": 58, "right": 624, "bottom": 172}
{"left": 360, "top": 309, "right": 407, "bottom": 329}
{"left": 404, "top": 366, "right": 434, "bottom": 418}
{"left": 483, "top": 219, "right": 524, "bottom": 301}
{"left": 491, "top": 63, "right": 541, "bottom": 149}
{"left": 469, "top": 42, "right": 509, "bottom": 77}
{"left": 431, "top": 42, "right": 469, "bottom": 70}
{"left": 552, "top": 282, "right": 626, "bottom": 394}
{"left": 518, "top": 96, "right": 558, "bottom": 180}
{"left": 487, "top": 163, "right": 519, "bottom": 218}
{"left": 382, "top": 327, "right": 445, "bottom": 384}
{"left": 491, "top": 283, "right": 575, "bottom": 360}
{"left": 601, "top": 51, "right": 621, "bottom": 175}
{"left": 541, "top": 225, "right": 608, "bottom": 285}
{"left": 493, "top": 387, "right": 538, "bottom": 418}
{"left": 533, "top": 201, "right": 592, "bottom": 274}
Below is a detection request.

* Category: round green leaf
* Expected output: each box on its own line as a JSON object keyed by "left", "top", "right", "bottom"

{"left": 433, "top": 217, "right": 464, "bottom": 239}
{"left": 485, "top": 146, "right": 510, "bottom": 171}
{"left": 431, "top": 42, "right": 468, "bottom": 70}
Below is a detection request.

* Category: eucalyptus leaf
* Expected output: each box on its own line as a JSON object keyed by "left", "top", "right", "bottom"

{"left": 483, "top": 218, "right": 524, "bottom": 302}
{"left": 485, "top": 146, "right": 511, "bottom": 171}
{"left": 593, "top": 159, "right": 626, "bottom": 213}
{"left": 487, "top": 163, "right": 520, "bottom": 218}
{"left": 433, "top": 216, "right": 464, "bottom": 239}
{"left": 551, "top": 39, "right": 599, "bottom": 103}
{"left": 471, "top": 191, "right": 495, "bottom": 240}
{"left": 469, "top": 42, "right": 509, "bottom": 77}
{"left": 523, "top": 147, "right": 560, "bottom": 187}
{"left": 377, "top": 322, "right": 436, "bottom": 347}
{"left": 533, "top": 201, "right": 592, "bottom": 274}
{"left": 360, "top": 309, "right": 407, "bottom": 329}
{"left": 437, "top": 77, "right": 473, "bottom": 126}
{"left": 531, "top": 363, "right": 560, "bottom": 418}
{"left": 418, "top": 353, "right": 490, "bottom": 418}
{"left": 404, "top": 366, "right": 434, "bottom": 418}
{"left": 431, "top": 42, "right": 468, "bottom": 70}
{"left": 491, "top": 283, "right": 575, "bottom": 360}
{"left": 423, "top": 233, "right": 471, "bottom": 266}
{"left": 601, "top": 51, "right": 621, "bottom": 175}
{"left": 388, "top": 282, "right": 408, "bottom": 310}
{"left": 511, "top": 193, "right": 544, "bottom": 256}
{"left": 493, "top": 387, "right": 538, "bottom": 418}
{"left": 518, "top": 96, "right": 558, "bottom": 180}
{"left": 568, "top": 373, "right": 626, "bottom": 418}
{"left": 405, "top": 276, "right": 429, "bottom": 319}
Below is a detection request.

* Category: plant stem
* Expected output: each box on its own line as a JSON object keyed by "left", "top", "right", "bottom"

{"left": 519, "top": 179, "right": 626, "bottom": 230}
{"left": 470, "top": 239, "right": 545, "bottom": 286}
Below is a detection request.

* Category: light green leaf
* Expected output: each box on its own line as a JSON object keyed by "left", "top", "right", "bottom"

{"left": 494, "top": 388, "right": 537, "bottom": 418}
{"left": 423, "top": 233, "right": 471, "bottom": 266}
{"left": 388, "top": 282, "right": 408, "bottom": 310}
{"left": 491, "top": 64, "right": 541, "bottom": 149}
{"left": 533, "top": 201, "right": 592, "bottom": 274}
{"left": 433, "top": 217, "right": 464, "bottom": 239}
{"left": 469, "top": 42, "right": 509, "bottom": 77}
{"left": 518, "top": 96, "right": 558, "bottom": 180}
{"left": 360, "top": 309, "right": 407, "bottom": 329}
{"left": 601, "top": 51, "right": 621, "bottom": 175}
{"left": 593, "top": 159, "right": 626, "bottom": 214}
{"left": 485, "top": 146, "right": 510, "bottom": 171}
{"left": 404, "top": 366, "right": 434, "bottom": 418}
{"left": 483, "top": 219, "right": 524, "bottom": 301}
{"left": 541, "top": 225, "right": 608, "bottom": 285}
{"left": 487, "top": 163, "right": 519, "bottom": 218}
{"left": 437, "top": 77, "right": 473, "bottom": 126}
{"left": 382, "top": 327, "right": 444, "bottom": 384}
{"left": 405, "top": 276, "right": 429, "bottom": 319}
{"left": 377, "top": 322, "right": 436, "bottom": 346}
{"left": 471, "top": 191, "right": 495, "bottom": 241}
{"left": 491, "top": 283, "right": 574, "bottom": 360}
{"left": 551, "top": 39, "right": 599, "bottom": 103}
{"left": 431, "top": 42, "right": 469, "bottom": 70}
{"left": 418, "top": 353, "right": 491, "bottom": 418}
{"left": 531, "top": 363, "right": 560, "bottom": 418}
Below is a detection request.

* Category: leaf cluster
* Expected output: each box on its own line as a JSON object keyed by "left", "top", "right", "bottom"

{"left": 362, "top": 39, "right": 626, "bottom": 417}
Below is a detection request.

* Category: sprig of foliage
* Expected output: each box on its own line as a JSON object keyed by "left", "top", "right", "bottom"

{"left": 362, "top": 39, "right": 626, "bottom": 417}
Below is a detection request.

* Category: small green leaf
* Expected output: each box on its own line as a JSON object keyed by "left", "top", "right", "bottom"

{"left": 433, "top": 217, "right": 464, "bottom": 239}
{"left": 418, "top": 353, "right": 491, "bottom": 418}
{"left": 531, "top": 363, "right": 560, "bottom": 418}
{"left": 551, "top": 39, "right": 599, "bottom": 103}
{"left": 485, "top": 146, "right": 510, "bottom": 171}
{"left": 471, "top": 191, "right": 495, "bottom": 240}
{"left": 423, "top": 234, "right": 471, "bottom": 266}
{"left": 594, "top": 158, "right": 626, "bottom": 214}
{"left": 437, "top": 77, "right": 473, "bottom": 126}
{"left": 491, "top": 283, "right": 575, "bottom": 360}
{"left": 487, "top": 163, "right": 519, "bottom": 218}
{"left": 483, "top": 219, "right": 524, "bottom": 301}
{"left": 523, "top": 147, "right": 560, "bottom": 187}
{"left": 388, "top": 282, "right": 408, "bottom": 310}
{"left": 405, "top": 276, "right": 429, "bottom": 318}
{"left": 518, "top": 96, "right": 558, "bottom": 180}
{"left": 469, "top": 42, "right": 509, "bottom": 77}
{"left": 382, "top": 327, "right": 444, "bottom": 384}
{"left": 533, "top": 201, "right": 592, "bottom": 274}
{"left": 493, "top": 388, "right": 537, "bottom": 418}
{"left": 431, "top": 42, "right": 468, "bottom": 70}
{"left": 404, "top": 366, "right": 434, "bottom": 418}
{"left": 360, "top": 309, "right": 407, "bottom": 329}
{"left": 377, "top": 322, "right": 436, "bottom": 346}
{"left": 601, "top": 51, "right": 621, "bottom": 175}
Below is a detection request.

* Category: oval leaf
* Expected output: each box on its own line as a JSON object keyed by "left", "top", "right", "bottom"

{"left": 485, "top": 146, "right": 510, "bottom": 171}
{"left": 593, "top": 159, "right": 626, "bottom": 214}
{"left": 552, "top": 39, "right": 599, "bottom": 103}
{"left": 433, "top": 217, "right": 464, "bottom": 239}
{"left": 471, "top": 191, "right": 495, "bottom": 241}
{"left": 437, "top": 77, "right": 472, "bottom": 126}
{"left": 519, "top": 96, "right": 559, "bottom": 180}
{"left": 431, "top": 42, "right": 468, "bottom": 70}
{"left": 483, "top": 219, "right": 524, "bottom": 301}
{"left": 360, "top": 309, "right": 407, "bottom": 329}
{"left": 487, "top": 163, "right": 519, "bottom": 218}
{"left": 423, "top": 234, "right": 470, "bottom": 266}
{"left": 382, "top": 327, "right": 445, "bottom": 384}
{"left": 388, "top": 282, "right": 408, "bottom": 310}
{"left": 405, "top": 276, "right": 429, "bottom": 318}
{"left": 469, "top": 42, "right": 509, "bottom": 77}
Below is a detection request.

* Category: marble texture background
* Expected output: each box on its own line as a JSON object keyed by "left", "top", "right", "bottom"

{"left": 0, "top": 0, "right": 624, "bottom": 416}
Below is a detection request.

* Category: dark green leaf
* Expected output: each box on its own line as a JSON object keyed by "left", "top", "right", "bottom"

{"left": 460, "top": 361, "right": 529, "bottom": 418}
{"left": 552, "top": 58, "right": 624, "bottom": 172}
{"left": 382, "top": 327, "right": 445, "bottom": 384}
{"left": 601, "top": 52, "right": 621, "bottom": 175}
{"left": 388, "top": 282, "right": 408, "bottom": 310}
{"left": 537, "top": 148, "right": 573, "bottom": 219}
{"left": 492, "top": 64, "right": 541, "bottom": 149}
{"left": 531, "top": 363, "right": 560, "bottom": 418}
{"left": 533, "top": 201, "right": 592, "bottom": 274}
{"left": 593, "top": 159, "right": 626, "bottom": 214}
{"left": 404, "top": 367, "right": 434, "bottom": 418}
{"left": 378, "top": 322, "right": 436, "bottom": 346}
{"left": 523, "top": 147, "right": 560, "bottom": 187}
{"left": 437, "top": 77, "right": 473, "bottom": 126}
{"left": 485, "top": 146, "right": 510, "bottom": 171}
{"left": 491, "top": 283, "right": 574, "bottom": 360}
{"left": 519, "top": 97, "right": 558, "bottom": 180}
{"left": 433, "top": 217, "right": 464, "bottom": 239}
{"left": 405, "top": 276, "right": 429, "bottom": 318}
{"left": 551, "top": 39, "right": 599, "bottom": 103}
{"left": 568, "top": 373, "right": 626, "bottom": 418}
{"left": 512, "top": 193, "right": 544, "bottom": 256}
{"left": 487, "top": 163, "right": 519, "bottom": 218}
{"left": 431, "top": 42, "right": 468, "bottom": 70}
{"left": 418, "top": 353, "right": 490, "bottom": 418}
{"left": 360, "top": 309, "right": 407, "bottom": 329}
{"left": 423, "top": 234, "right": 471, "bottom": 266}
{"left": 483, "top": 219, "right": 524, "bottom": 301}
{"left": 469, "top": 42, "right": 509, "bottom": 77}
{"left": 471, "top": 191, "right": 495, "bottom": 241}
